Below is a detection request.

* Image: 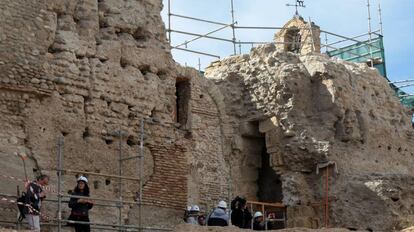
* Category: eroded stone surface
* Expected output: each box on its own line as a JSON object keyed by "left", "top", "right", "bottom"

{"left": 1, "top": 0, "right": 413, "bottom": 231}
{"left": 205, "top": 44, "right": 414, "bottom": 230}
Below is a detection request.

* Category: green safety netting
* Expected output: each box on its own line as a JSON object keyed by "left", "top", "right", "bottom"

{"left": 327, "top": 36, "right": 414, "bottom": 109}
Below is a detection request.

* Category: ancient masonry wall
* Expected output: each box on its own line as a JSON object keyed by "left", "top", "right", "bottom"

{"left": 0, "top": 0, "right": 229, "bottom": 228}
{"left": 205, "top": 44, "right": 414, "bottom": 231}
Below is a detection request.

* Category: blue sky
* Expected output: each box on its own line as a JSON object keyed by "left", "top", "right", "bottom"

{"left": 161, "top": 0, "right": 414, "bottom": 85}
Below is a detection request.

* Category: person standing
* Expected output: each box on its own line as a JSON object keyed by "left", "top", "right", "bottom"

{"left": 68, "top": 176, "right": 94, "bottom": 232}
{"left": 231, "top": 196, "right": 252, "bottom": 229}
{"left": 25, "top": 174, "right": 49, "bottom": 231}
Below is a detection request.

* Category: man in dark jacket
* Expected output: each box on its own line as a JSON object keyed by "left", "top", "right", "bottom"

{"left": 231, "top": 196, "right": 252, "bottom": 228}
{"left": 25, "top": 174, "right": 49, "bottom": 231}
{"left": 207, "top": 200, "right": 229, "bottom": 226}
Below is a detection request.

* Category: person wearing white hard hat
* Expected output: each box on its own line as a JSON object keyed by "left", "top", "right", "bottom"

{"left": 207, "top": 200, "right": 229, "bottom": 227}
{"left": 186, "top": 205, "right": 201, "bottom": 225}
{"left": 253, "top": 211, "right": 271, "bottom": 231}
{"left": 68, "top": 176, "right": 94, "bottom": 232}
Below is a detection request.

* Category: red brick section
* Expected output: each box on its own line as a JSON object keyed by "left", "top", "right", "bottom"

{"left": 143, "top": 143, "right": 188, "bottom": 209}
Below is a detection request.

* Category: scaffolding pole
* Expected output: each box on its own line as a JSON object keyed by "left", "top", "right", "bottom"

{"left": 174, "top": 47, "right": 220, "bottom": 59}
{"left": 321, "top": 30, "right": 381, "bottom": 51}
{"left": 367, "top": 0, "right": 374, "bottom": 67}
{"left": 308, "top": 17, "right": 316, "bottom": 52}
{"left": 230, "top": 0, "right": 237, "bottom": 55}
{"left": 139, "top": 119, "right": 144, "bottom": 232}
{"left": 167, "top": 0, "right": 171, "bottom": 45}
{"left": 378, "top": 2, "right": 383, "bottom": 35}
{"left": 170, "top": 13, "right": 228, "bottom": 26}
{"left": 117, "top": 130, "right": 124, "bottom": 231}
{"left": 389, "top": 79, "right": 414, "bottom": 84}
{"left": 58, "top": 169, "right": 140, "bottom": 181}
{"left": 326, "top": 30, "right": 380, "bottom": 47}
{"left": 57, "top": 137, "right": 63, "bottom": 232}
{"left": 170, "top": 29, "right": 234, "bottom": 43}
{"left": 174, "top": 23, "right": 234, "bottom": 49}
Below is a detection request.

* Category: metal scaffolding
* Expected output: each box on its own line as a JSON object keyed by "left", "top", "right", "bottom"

{"left": 0, "top": 118, "right": 170, "bottom": 231}
{"left": 166, "top": 0, "right": 385, "bottom": 73}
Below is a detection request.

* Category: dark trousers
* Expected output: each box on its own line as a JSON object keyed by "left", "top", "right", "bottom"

{"left": 69, "top": 214, "right": 90, "bottom": 232}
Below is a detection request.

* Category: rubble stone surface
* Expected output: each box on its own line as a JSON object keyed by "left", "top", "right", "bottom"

{"left": 0, "top": 0, "right": 413, "bottom": 231}
{"left": 205, "top": 44, "right": 414, "bottom": 230}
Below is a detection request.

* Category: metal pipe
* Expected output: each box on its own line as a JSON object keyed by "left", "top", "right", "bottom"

{"left": 323, "top": 44, "right": 364, "bottom": 59}
{"left": 393, "top": 83, "right": 414, "bottom": 89}
{"left": 0, "top": 192, "right": 140, "bottom": 208}
{"left": 308, "top": 17, "right": 316, "bottom": 52}
{"left": 378, "top": 3, "right": 383, "bottom": 35}
{"left": 58, "top": 169, "right": 140, "bottom": 181}
{"left": 173, "top": 47, "right": 220, "bottom": 59}
{"left": 59, "top": 194, "right": 140, "bottom": 205}
{"left": 389, "top": 79, "right": 414, "bottom": 84}
{"left": 321, "top": 30, "right": 381, "bottom": 51}
{"left": 326, "top": 40, "right": 382, "bottom": 54}
{"left": 57, "top": 136, "right": 63, "bottom": 232}
{"left": 399, "top": 94, "right": 414, "bottom": 98}
{"left": 326, "top": 30, "right": 380, "bottom": 47}
{"left": 367, "top": 0, "right": 374, "bottom": 67}
{"left": 230, "top": 0, "right": 237, "bottom": 55}
{"left": 139, "top": 119, "right": 144, "bottom": 232}
{"left": 236, "top": 41, "right": 314, "bottom": 45}
{"left": 168, "top": 0, "right": 171, "bottom": 45}
{"left": 234, "top": 26, "right": 312, "bottom": 30}
{"left": 118, "top": 130, "right": 123, "bottom": 231}
{"left": 234, "top": 26, "right": 285, "bottom": 30}
{"left": 170, "top": 13, "right": 228, "bottom": 26}
{"left": 174, "top": 23, "right": 234, "bottom": 48}
{"left": 169, "top": 30, "right": 234, "bottom": 43}
{"left": 325, "top": 33, "right": 328, "bottom": 52}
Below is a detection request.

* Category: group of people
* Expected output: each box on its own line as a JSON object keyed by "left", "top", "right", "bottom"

{"left": 20, "top": 174, "right": 93, "bottom": 232}
{"left": 184, "top": 196, "right": 272, "bottom": 230}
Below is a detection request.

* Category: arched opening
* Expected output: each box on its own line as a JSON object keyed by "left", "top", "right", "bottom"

{"left": 284, "top": 27, "right": 301, "bottom": 53}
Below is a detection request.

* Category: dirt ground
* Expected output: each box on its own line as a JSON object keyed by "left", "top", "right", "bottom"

{"left": 174, "top": 224, "right": 414, "bottom": 232}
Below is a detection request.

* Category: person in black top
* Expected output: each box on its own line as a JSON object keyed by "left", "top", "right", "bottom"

{"left": 24, "top": 174, "right": 49, "bottom": 231}
{"left": 68, "top": 176, "right": 93, "bottom": 232}
{"left": 230, "top": 196, "right": 252, "bottom": 229}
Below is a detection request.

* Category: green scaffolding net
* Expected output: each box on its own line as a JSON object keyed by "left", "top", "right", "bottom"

{"left": 327, "top": 35, "right": 414, "bottom": 109}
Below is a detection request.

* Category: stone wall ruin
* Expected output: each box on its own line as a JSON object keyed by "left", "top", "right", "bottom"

{"left": 0, "top": 0, "right": 413, "bottom": 231}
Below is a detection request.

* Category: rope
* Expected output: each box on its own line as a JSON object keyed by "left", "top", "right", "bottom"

{"left": 0, "top": 174, "right": 58, "bottom": 193}
{"left": 0, "top": 197, "right": 53, "bottom": 220}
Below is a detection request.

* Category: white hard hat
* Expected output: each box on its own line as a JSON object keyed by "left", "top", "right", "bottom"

{"left": 254, "top": 211, "right": 263, "bottom": 218}
{"left": 190, "top": 205, "right": 200, "bottom": 212}
{"left": 218, "top": 200, "right": 227, "bottom": 209}
{"left": 77, "top": 176, "right": 88, "bottom": 183}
